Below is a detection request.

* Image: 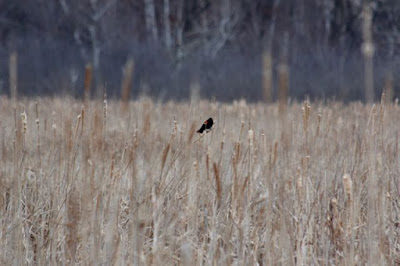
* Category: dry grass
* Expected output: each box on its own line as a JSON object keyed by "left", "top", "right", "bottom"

{"left": 0, "top": 96, "right": 400, "bottom": 265}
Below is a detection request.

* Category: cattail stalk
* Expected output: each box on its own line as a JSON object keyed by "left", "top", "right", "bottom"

{"left": 213, "top": 162, "right": 222, "bottom": 206}
{"left": 316, "top": 112, "right": 322, "bottom": 138}
{"left": 302, "top": 99, "right": 311, "bottom": 154}
{"left": 342, "top": 174, "right": 353, "bottom": 202}
{"left": 21, "top": 110, "right": 27, "bottom": 148}
{"left": 160, "top": 143, "right": 170, "bottom": 178}
{"left": 343, "top": 173, "right": 355, "bottom": 266}
{"left": 80, "top": 106, "right": 85, "bottom": 136}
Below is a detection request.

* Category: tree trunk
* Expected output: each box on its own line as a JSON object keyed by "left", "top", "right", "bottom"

{"left": 144, "top": 0, "right": 158, "bottom": 41}
{"left": 175, "top": 0, "right": 184, "bottom": 65}
{"left": 362, "top": 4, "right": 374, "bottom": 103}
{"left": 163, "top": 0, "right": 172, "bottom": 50}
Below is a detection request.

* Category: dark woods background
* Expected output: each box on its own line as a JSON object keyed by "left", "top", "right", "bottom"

{"left": 0, "top": 0, "right": 399, "bottom": 101}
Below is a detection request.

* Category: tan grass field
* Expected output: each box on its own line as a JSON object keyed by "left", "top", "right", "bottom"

{"left": 0, "top": 96, "right": 399, "bottom": 265}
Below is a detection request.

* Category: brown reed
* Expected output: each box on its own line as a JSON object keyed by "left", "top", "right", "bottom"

{"left": 84, "top": 63, "right": 93, "bottom": 105}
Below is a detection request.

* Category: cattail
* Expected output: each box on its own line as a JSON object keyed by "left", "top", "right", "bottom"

{"left": 35, "top": 101, "right": 41, "bottom": 166}
{"left": 193, "top": 160, "right": 200, "bottom": 180}
{"left": 239, "top": 120, "right": 245, "bottom": 141}
{"left": 330, "top": 198, "right": 338, "bottom": 218}
{"left": 173, "top": 116, "right": 178, "bottom": 133}
{"left": 316, "top": 112, "right": 322, "bottom": 137}
{"left": 160, "top": 143, "right": 170, "bottom": 175}
{"left": 80, "top": 106, "right": 85, "bottom": 136}
{"left": 213, "top": 162, "right": 222, "bottom": 205}
{"left": 302, "top": 100, "right": 311, "bottom": 133}
{"left": 296, "top": 167, "right": 303, "bottom": 202}
{"left": 218, "top": 129, "right": 225, "bottom": 167}
{"left": 272, "top": 141, "right": 278, "bottom": 167}
{"left": 342, "top": 174, "right": 353, "bottom": 201}
{"left": 66, "top": 185, "right": 80, "bottom": 262}
{"left": 234, "top": 141, "right": 241, "bottom": 164}
{"left": 132, "top": 128, "right": 138, "bottom": 149}
{"left": 110, "top": 152, "right": 115, "bottom": 179}
{"left": 206, "top": 151, "right": 210, "bottom": 180}
{"left": 187, "top": 121, "right": 196, "bottom": 143}
{"left": 21, "top": 110, "right": 27, "bottom": 135}
{"left": 248, "top": 128, "right": 254, "bottom": 147}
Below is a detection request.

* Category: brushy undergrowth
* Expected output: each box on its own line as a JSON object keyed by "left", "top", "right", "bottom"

{"left": 0, "top": 96, "right": 399, "bottom": 265}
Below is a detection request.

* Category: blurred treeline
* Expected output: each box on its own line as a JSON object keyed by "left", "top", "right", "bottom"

{"left": 0, "top": 0, "right": 399, "bottom": 101}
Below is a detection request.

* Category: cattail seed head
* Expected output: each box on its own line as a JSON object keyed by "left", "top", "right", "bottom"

{"left": 330, "top": 198, "right": 338, "bottom": 215}
{"left": 296, "top": 167, "right": 303, "bottom": 202}
{"left": 316, "top": 112, "right": 322, "bottom": 137}
{"left": 342, "top": 174, "right": 353, "bottom": 201}
{"left": 21, "top": 111, "right": 27, "bottom": 135}
{"left": 302, "top": 100, "right": 311, "bottom": 133}
{"left": 248, "top": 128, "right": 254, "bottom": 147}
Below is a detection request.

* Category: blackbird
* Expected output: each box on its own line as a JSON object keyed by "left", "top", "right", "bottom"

{"left": 197, "top": 118, "right": 213, "bottom": 133}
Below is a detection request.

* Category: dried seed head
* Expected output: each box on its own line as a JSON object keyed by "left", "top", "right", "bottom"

{"left": 302, "top": 100, "right": 311, "bottom": 132}
{"left": 296, "top": 167, "right": 303, "bottom": 202}
{"left": 174, "top": 116, "right": 178, "bottom": 132}
{"left": 342, "top": 174, "right": 353, "bottom": 200}
{"left": 248, "top": 129, "right": 254, "bottom": 147}
{"left": 330, "top": 197, "right": 338, "bottom": 217}
{"left": 21, "top": 111, "right": 27, "bottom": 135}
{"left": 161, "top": 143, "right": 170, "bottom": 173}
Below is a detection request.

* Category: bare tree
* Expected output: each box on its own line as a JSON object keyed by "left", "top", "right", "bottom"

{"left": 362, "top": 4, "right": 374, "bottom": 103}
{"left": 163, "top": 0, "right": 172, "bottom": 50}
{"left": 144, "top": 0, "right": 158, "bottom": 41}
